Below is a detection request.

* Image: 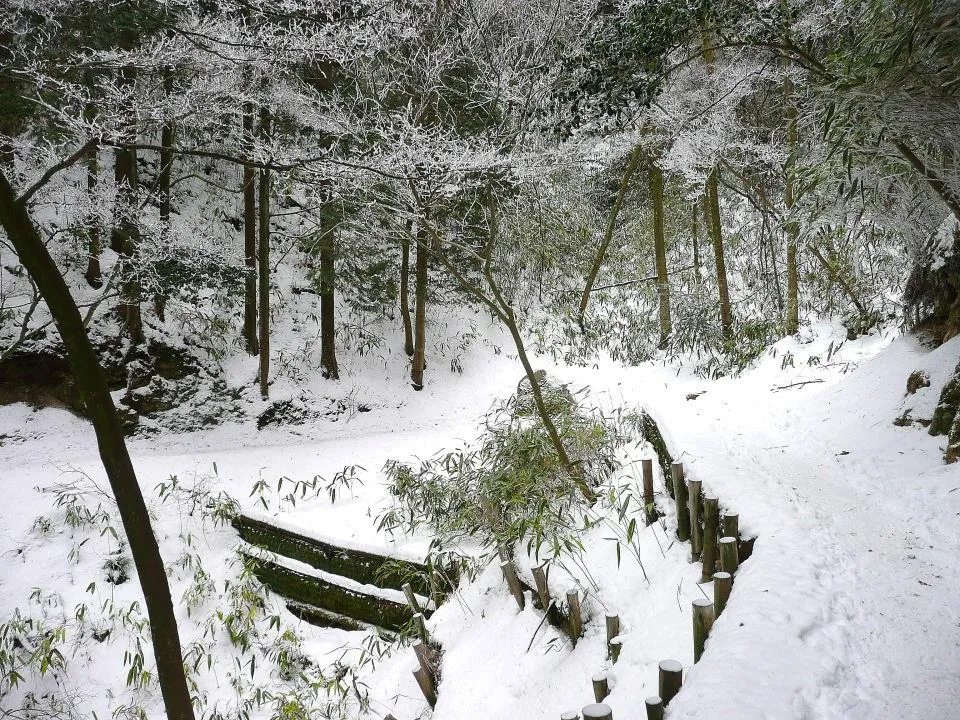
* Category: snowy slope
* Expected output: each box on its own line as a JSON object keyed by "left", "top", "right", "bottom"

{"left": 1, "top": 323, "right": 958, "bottom": 720}
{"left": 559, "top": 325, "right": 960, "bottom": 720}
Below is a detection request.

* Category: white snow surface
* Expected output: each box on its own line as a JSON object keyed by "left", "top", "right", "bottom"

{"left": 1, "top": 321, "right": 959, "bottom": 720}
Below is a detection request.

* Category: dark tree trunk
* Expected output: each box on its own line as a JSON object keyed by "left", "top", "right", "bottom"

{"left": 111, "top": 65, "right": 143, "bottom": 344}
{"left": 784, "top": 72, "right": 800, "bottom": 335}
{"left": 158, "top": 66, "right": 174, "bottom": 225}
{"left": 0, "top": 170, "right": 196, "bottom": 720}
{"left": 319, "top": 225, "right": 339, "bottom": 380}
{"left": 691, "top": 204, "right": 701, "bottom": 284}
{"left": 84, "top": 144, "right": 103, "bottom": 289}
{"left": 705, "top": 169, "right": 733, "bottom": 343}
{"left": 155, "top": 65, "right": 175, "bottom": 323}
{"left": 400, "top": 221, "right": 414, "bottom": 357}
{"left": 242, "top": 101, "right": 259, "bottom": 355}
{"left": 258, "top": 107, "right": 271, "bottom": 399}
{"left": 649, "top": 160, "right": 671, "bottom": 347}
{"left": 411, "top": 222, "right": 428, "bottom": 390}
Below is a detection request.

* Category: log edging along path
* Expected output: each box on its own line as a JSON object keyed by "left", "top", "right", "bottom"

{"left": 233, "top": 513, "right": 439, "bottom": 635}
{"left": 233, "top": 513, "right": 433, "bottom": 594}
{"left": 558, "top": 411, "right": 759, "bottom": 720}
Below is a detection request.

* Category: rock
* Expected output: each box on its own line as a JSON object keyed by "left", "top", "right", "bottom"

{"left": 929, "top": 360, "right": 960, "bottom": 437}
{"left": 906, "top": 370, "right": 931, "bottom": 395}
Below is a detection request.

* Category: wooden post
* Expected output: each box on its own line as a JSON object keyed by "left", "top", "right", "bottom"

{"left": 642, "top": 458, "right": 656, "bottom": 524}
{"left": 609, "top": 637, "right": 622, "bottom": 664}
{"left": 605, "top": 613, "right": 620, "bottom": 660}
{"left": 532, "top": 563, "right": 551, "bottom": 610}
{"left": 671, "top": 462, "right": 690, "bottom": 542}
{"left": 402, "top": 582, "right": 422, "bottom": 615}
{"left": 413, "top": 612, "right": 429, "bottom": 643}
{"left": 719, "top": 536, "right": 739, "bottom": 575}
{"left": 412, "top": 666, "right": 437, "bottom": 707}
{"left": 582, "top": 703, "right": 613, "bottom": 720}
{"left": 692, "top": 598, "right": 715, "bottom": 663}
{"left": 713, "top": 571, "right": 732, "bottom": 616}
{"left": 592, "top": 672, "right": 609, "bottom": 703}
{"left": 644, "top": 697, "right": 664, "bottom": 720}
{"left": 413, "top": 641, "right": 436, "bottom": 677}
{"left": 561, "top": 713, "right": 580, "bottom": 720}
{"left": 658, "top": 659, "right": 683, "bottom": 706}
{"left": 566, "top": 588, "right": 583, "bottom": 643}
{"left": 501, "top": 560, "right": 525, "bottom": 610}
{"left": 701, "top": 496, "right": 719, "bottom": 582}
{"left": 688, "top": 479, "right": 702, "bottom": 561}
{"left": 722, "top": 513, "right": 739, "bottom": 540}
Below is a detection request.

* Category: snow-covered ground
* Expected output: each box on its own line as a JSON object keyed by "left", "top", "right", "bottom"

{"left": 1, "top": 322, "right": 958, "bottom": 719}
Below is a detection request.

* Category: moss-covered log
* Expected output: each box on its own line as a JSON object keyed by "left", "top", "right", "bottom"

{"left": 233, "top": 514, "right": 431, "bottom": 595}
{"left": 242, "top": 553, "right": 415, "bottom": 631}
{"left": 285, "top": 601, "right": 375, "bottom": 632}
{"left": 640, "top": 411, "right": 674, "bottom": 495}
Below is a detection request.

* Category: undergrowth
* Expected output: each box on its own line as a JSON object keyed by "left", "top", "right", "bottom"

{"left": 376, "top": 375, "right": 643, "bottom": 576}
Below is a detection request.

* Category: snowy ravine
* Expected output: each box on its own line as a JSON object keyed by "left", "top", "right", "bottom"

{"left": 1, "top": 323, "right": 958, "bottom": 720}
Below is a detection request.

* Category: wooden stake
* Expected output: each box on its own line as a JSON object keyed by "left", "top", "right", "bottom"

{"left": 644, "top": 696, "right": 664, "bottom": 720}
{"left": 719, "top": 536, "right": 739, "bottom": 575}
{"left": 701, "top": 496, "right": 719, "bottom": 582}
{"left": 412, "top": 641, "right": 436, "bottom": 677}
{"left": 412, "top": 612, "right": 429, "bottom": 643}
{"left": 605, "top": 613, "right": 620, "bottom": 660}
{"left": 582, "top": 703, "right": 613, "bottom": 720}
{"left": 532, "top": 563, "right": 551, "bottom": 610}
{"left": 412, "top": 666, "right": 436, "bottom": 707}
{"left": 592, "top": 672, "right": 609, "bottom": 703}
{"left": 560, "top": 713, "right": 580, "bottom": 720}
{"left": 671, "top": 462, "right": 690, "bottom": 542}
{"left": 722, "top": 513, "right": 739, "bottom": 540}
{"left": 713, "top": 571, "right": 732, "bottom": 616}
{"left": 641, "top": 458, "right": 655, "bottom": 524}
{"left": 692, "top": 598, "right": 715, "bottom": 663}
{"left": 658, "top": 659, "right": 683, "bottom": 706}
{"left": 566, "top": 588, "right": 583, "bottom": 643}
{"left": 402, "top": 582, "right": 422, "bottom": 615}
{"left": 500, "top": 560, "right": 525, "bottom": 610}
{"left": 688, "top": 479, "right": 702, "bottom": 561}
{"left": 609, "top": 637, "right": 622, "bottom": 664}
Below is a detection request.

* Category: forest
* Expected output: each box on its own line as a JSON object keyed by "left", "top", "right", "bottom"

{"left": 1, "top": 0, "right": 959, "bottom": 719}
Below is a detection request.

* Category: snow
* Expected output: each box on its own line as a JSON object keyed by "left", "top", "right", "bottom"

{"left": 2, "top": 321, "right": 959, "bottom": 719}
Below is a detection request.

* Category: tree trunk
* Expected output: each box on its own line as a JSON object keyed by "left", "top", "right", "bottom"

{"left": 258, "top": 107, "right": 271, "bottom": 399}
{"left": 411, "top": 222, "right": 428, "bottom": 390}
{"left": 700, "top": 31, "right": 733, "bottom": 344}
{"left": 319, "top": 223, "right": 339, "bottom": 380}
{"left": 242, "top": 101, "right": 259, "bottom": 355}
{"left": 0, "top": 170, "right": 196, "bottom": 720}
{"left": 577, "top": 146, "right": 641, "bottom": 329}
{"left": 784, "top": 71, "right": 800, "bottom": 335}
{"left": 155, "top": 65, "right": 174, "bottom": 324}
{"left": 649, "top": 160, "right": 671, "bottom": 346}
{"left": 111, "top": 65, "right": 143, "bottom": 345}
{"left": 158, "top": 66, "right": 174, "bottom": 225}
{"left": 691, "top": 204, "right": 701, "bottom": 284}
{"left": 84, "top": 144, "right": 102, "bottom": 289}
{"left": 400, "top": 221, "right": 414, "bottom": 357}
{"left": 705, "top": 170, "right": 733, "bottom": 343}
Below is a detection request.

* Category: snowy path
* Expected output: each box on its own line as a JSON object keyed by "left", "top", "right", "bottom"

{"left": 596, "top": 334, "right": 960, "bottom": 720}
